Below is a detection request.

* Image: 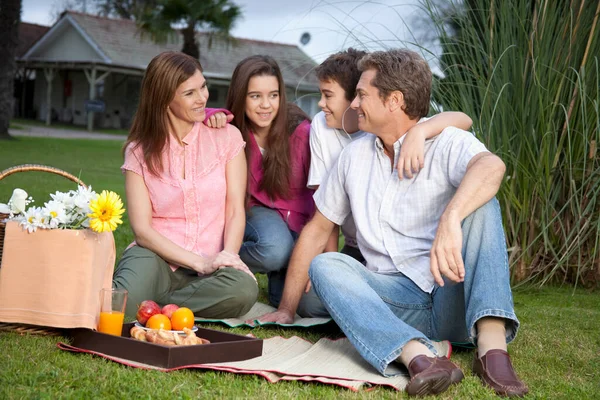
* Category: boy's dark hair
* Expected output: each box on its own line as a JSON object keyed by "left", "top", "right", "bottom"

{"left": 315, "top": 48, "right": 368, "bottom": 101}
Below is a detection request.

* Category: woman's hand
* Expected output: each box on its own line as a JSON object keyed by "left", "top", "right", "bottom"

{"left": 205, "top": 112, "right": 234, "bottom": 129}
{"left": 194, "top": 251, "right": 256, "bottom": 282}
{"left": 214, "top": 251, "right": 256, "bottom": 283}
{"left": 398, "top": 126, "right": 426, "bottom": 179}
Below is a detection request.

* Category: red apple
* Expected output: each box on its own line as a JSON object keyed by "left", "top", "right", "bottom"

{"left": 136, "top": 300, "right": 161, "bottom": 325}
{"left": 161, "top": 304, "right": 179, "bottom": 319}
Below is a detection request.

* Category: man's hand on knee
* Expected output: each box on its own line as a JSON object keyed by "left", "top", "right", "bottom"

{"left": 247, "top": 309, "right": 295, "bottom": 326}
{"left": 430, "top": 213, "right": 465, "bottom": 286}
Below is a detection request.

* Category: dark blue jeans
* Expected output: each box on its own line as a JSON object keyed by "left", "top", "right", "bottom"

{"left": 239, "top": 206, "right": 328, "bottom": 317}
{"left": 309, "top": 199, "right": 520, "bottom": 375}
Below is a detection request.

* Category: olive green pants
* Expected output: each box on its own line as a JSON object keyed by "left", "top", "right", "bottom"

{"left": 113, "top": 246, "right": 258, "bottom": 319}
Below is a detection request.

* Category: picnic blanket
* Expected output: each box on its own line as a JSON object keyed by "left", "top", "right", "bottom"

{"left": 195, "top": 302, "right": 332, "bottom": 328}
{"left": 58, "top": 336, "right": 451, "bottom": 392}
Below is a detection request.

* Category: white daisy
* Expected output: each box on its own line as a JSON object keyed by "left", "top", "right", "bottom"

{"left": 43, "top": 200, "right": 69, "bottom": 228}
{"left": 20, "top": 207, "right": 41, "bottom": 233}
{"left": 50, "top": 190, "right": 74, "bottom": 209}
{"left": 71, "top": 186, "right": 96, "bottom": 215}
{"left": 36, "top": 208, "right": 51, "bottom": 229}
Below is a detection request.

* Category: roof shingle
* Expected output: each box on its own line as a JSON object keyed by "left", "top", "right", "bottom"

{"left": 65, "top": 11, "right": 318, "bottom": 89}
{"left": 17, "top": 22, "right": 50, "bottom": 58}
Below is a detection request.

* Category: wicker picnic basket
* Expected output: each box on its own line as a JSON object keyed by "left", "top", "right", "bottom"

{"left": 0, "top": 164, "right": 86, "bottom": 335}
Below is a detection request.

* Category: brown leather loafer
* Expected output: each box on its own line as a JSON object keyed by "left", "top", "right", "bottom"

{"left": 473, "top": 350, "right": 529, "bottom": 397}
{"left": 406, "top": 355, "right": 464, "bottom": 397}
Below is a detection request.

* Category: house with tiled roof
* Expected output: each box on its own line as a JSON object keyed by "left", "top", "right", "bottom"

{"left": 17, "top": 11, "right": 319, "bottom": 130}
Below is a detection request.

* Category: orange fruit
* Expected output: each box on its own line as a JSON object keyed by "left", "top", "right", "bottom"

{"left": 170, "top": 307, "right": 194, "bottom": 331}
{"left": 146, "top": 313, "right": 172, "bottom": 330}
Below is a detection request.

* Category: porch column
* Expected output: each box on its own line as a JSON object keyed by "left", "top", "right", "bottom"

{"left": 44, "top": 67, "right": 55, "bottom": 126}
{"left": 85, "top": 67, "right": 96, "bottom": 131}
{"left": 84, "top": 67, "right": 112, "bottom": 131}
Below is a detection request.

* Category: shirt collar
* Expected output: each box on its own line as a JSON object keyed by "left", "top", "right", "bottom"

{"left": 169, "top": 123, "right": 199, "bottom": 154}
{"left": 181, "top": 122, "right": 199, "bottom": 145}
{"left": 374, "top": 134, "right": 406, "bottom": 153}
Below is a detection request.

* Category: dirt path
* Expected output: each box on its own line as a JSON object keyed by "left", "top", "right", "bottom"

{"left": 8, "top": 124, "right": 127, "bottom": 141}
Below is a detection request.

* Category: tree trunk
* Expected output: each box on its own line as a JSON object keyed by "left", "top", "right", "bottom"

{"left": 181, "top": 21, "right": 199, "bottom": 59}
{"left": 0, "top": 0, "right": 21, "bottom": 140}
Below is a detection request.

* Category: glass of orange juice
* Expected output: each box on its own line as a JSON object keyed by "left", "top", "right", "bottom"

{"left": 97, "top": 288, "right": 128, "bottom": 336}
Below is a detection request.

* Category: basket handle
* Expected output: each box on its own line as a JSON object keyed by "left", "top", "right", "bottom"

{"left": 0, "top": 164, "right": 87, "bottom": 188}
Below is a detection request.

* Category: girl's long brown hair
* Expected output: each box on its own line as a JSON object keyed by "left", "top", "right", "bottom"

{"left": 226, "top": 55, "right": 308, "bottom": 200}
{"left": 123, "top": 51, "right": 203, "bottom": 175}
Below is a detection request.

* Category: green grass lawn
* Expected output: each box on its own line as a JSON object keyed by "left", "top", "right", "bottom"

{"left": 1, "top": 137, "right": 599, "bottom": 399}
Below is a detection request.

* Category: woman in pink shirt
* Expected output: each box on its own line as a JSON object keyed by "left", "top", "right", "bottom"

{"left": 226, "top": 55, "right": 319, "bottom": 315}
{"left": 112, "top": 51, "right": 258, "bottom": 318}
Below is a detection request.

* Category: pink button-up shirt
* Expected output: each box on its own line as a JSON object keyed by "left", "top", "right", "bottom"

{"left": 247, "top": 120, "right": 315, "bottom": 233}
{"left": 122, "top": 122, "right": 245, "bottom": 270}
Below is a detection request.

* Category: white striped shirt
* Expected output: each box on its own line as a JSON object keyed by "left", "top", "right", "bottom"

{"left": 314, "top": 127, "right": 488, "bottom": 293}
{"left": 307, "top": 111, "right": 367, "bottom": 247}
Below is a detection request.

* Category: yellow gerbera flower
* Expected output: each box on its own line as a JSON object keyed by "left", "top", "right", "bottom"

{"left": 88, "top": 190, "right": 125, "bottom": 233}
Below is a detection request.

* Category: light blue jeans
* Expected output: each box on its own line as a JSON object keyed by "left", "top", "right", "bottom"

{"left": 309, "top": 198, "right": 519, "bottom": 376}
{"left": 240, "top": 206, "right": 328, "bottom": 317}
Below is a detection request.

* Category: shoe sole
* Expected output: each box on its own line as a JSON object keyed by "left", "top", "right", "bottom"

{"left": 406, "top": 371, "right": 452, "bottom": 397}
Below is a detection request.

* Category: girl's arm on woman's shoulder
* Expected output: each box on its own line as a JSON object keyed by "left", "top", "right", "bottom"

{"left": 204, "top": 108, "right": 234, "bottom": 129}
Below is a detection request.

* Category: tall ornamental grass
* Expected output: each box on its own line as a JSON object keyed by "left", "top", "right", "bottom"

{"left": 424, "top": 0, "right": 600, "bottom": 286}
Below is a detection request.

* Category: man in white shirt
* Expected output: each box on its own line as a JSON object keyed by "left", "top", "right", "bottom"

{"left": 275, "top": 49, "right": 528, "bottom": 397}
{"left": 292, "top": 48, "right": 472, "bottom": 323}
{"left": 308, "top": 49, "right": 474, "bottom": 263}
{"left": 257, "top": 49, "right": 475, "bottom": 320}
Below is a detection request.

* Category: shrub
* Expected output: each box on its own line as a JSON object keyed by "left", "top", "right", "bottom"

{"left": 425, "top": 0, "right": 600, "bottom": 286}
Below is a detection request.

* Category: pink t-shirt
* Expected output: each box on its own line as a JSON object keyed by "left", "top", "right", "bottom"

{"left": 121, "top": 122, "right": 245, "bottom": 270}
{"left": 247, "top": 120, "right": 315, "bottom": 233}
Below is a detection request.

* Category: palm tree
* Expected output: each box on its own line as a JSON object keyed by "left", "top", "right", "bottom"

{"left": 0, "top": 0, "right": 22, "bottom": 139}
{"left": 137, "top": 0, "right": 241, "bottom": 59}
